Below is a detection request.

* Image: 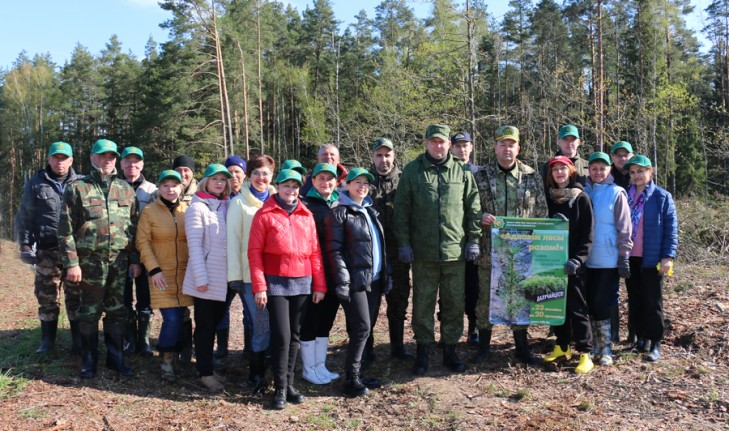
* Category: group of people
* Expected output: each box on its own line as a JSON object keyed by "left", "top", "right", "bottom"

{"left": 15, "top": 123, "right": 678, "bottom": 409}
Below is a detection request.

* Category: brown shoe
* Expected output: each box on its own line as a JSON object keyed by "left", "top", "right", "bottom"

{"left": 200, "top": 375, "right": 224, "bottom": 393}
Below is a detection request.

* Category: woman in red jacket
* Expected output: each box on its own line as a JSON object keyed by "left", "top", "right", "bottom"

{"left": 248, "top": 169, "right": 326, "bottom": 410}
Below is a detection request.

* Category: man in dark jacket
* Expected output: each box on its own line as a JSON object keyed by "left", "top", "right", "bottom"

{"left": 369, "top": 138, "right": 412, "bottom": 361}
{"left": 16, "top": 142, "right": 83, "bottom": 355}
{"left": 394, "top": 124, "right": 482, "bottom": 376}
{"left": 540, "top": 125, "right": 589, "bottom": 185}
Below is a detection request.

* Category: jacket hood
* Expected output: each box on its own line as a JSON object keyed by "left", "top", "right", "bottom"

{"left": 338, "top": 190, "right": 373, "bottom": 209}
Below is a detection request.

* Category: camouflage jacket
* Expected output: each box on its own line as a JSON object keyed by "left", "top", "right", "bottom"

{"left": 369, "top": 163, "right": 401, "bottom": 253}
{"left": 58, "top": 167, "right": 139, "bottom": 268}
{"left": 475, "top": 160, "right": 548, "bottom": 265}
{"left": 181, "top": 178, "right": 199, "bottom": 203}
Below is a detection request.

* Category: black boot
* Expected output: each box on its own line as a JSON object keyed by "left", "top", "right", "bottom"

{"left": 471, "top": 328, "right": 492, "bottom": 363}
{"left": 271, "top": 387, "right": 286, "bottom": 410}
{"left": 136, "top": 311, "right": 153, "bottom": 357}
{"left": 123, "top": 312, "right": 137, "bottom": 355}
{"left": 36, "top": 319, "right": 58, "bottom": 354}
{"left": 214, "top": 329, "right": 229, "bottom": 359}
{"left": 249, "top": 351, "right": 267, "bottom": 396}
{"left": 413, "top": 344, "right": 429, "bottom": 376}
{"left": 342, "top": 370, "right": 369, "bottom": 397}
{"left": 467, "top": 319, "right": 479, "bottom": 346}
{"left": 443, "top": 344, "right": 466, "bottom": 372}
{"left": 179, "top": 317, "right": 193, "bottom": 365}
{"left": 104, "top": 321, "right": 135, "bottom": 377}
{"left": 389, "top": 318, "right": 413, "bottom": 360}
{"left": 286, "top": 385, "right": 304, "bottom": 404}
{"left": 79, "top": 322, "right": 99, "bottom": 379}
{"left": 69, "top": 320, "right": 82, "bottom": 355}
{"left": 609, "top": 306, "right": 620, "bottom": 343}
{"left": 362, "top": 334, "right": 375, "bottom": 368}
{"left": 513, "top": 329, "right": 539, "bottom": 365}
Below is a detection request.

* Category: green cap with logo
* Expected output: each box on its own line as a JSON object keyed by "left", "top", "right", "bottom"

{"left": 558, "top": 125, "right": 580, "bottom": 140}
{"left": 495, "top": 125, "right": 519, "bottom": 143}
{"left": 203, "top": 163, "right": 231, "bottom": 178}
{"left": 48, "top": 141, "right": 73, "bottom": 158}
{"left": 345, "top": 167, "right": 375, "bottom": 184}
{"left": 275, "top": 168, "right": 303, "bottom": 185}
{"left": 372, "top": 138, "right": 394, "bottom": 151}
{"left": 92, "top": 139, "right": 120, "bottom": 157}
{"left": 425, "top": 124, "right": 451, "bottom": 140}
{"left": 588, "top": 151, "right": 611, "bottom": 166}
{"left": 611, "top": 141, "right": 634, "bottom": 155}
{"left": 121, "top": 146, "right": 144, "bottom": 160}
{"left": 623, "top": 155, "right": 652, "bottom": 169}
{"left": 312, "top": 163, "right": 338, "bottom": 178}
{"left": 281, "top": 159, "right": 307, "bottom": 175}
{"left": 157, "top": 169, "right": 182, "bottom": 184}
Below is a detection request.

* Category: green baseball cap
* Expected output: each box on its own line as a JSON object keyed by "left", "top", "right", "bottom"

{"left": 558, "top": 125, "right": 580, "bottom": 140}
{"left": 425, "top": 124, "right": 451, "bottom": 140}
{"left": 624, "top": 155, "right": 652, "bottom": 169}
{"left": 48, "top": 141, "right": 73, "bottom": 157}
{"left": 495, "top": 125, "right": 519, "bottom": 143}
{"left": 372, "top": 138, "right": 394, "bottom": 151}
{"left": 611, "top": 141, "right": 634, "bottom": 155}
{"left": 121, "top": 146, "right": 144, "bottom": 160}
{"left": 281, "top": 159, "right": 307, "bottom": 175}
{"left": 157, "top": 169, "right": 182, "bottom": 184}
{"left": 203, "top": 163, "right": 231, "bottom": 178}
{"left": 312, "top": 163, "right": 338, "bottom": 178}
{"left": 91, "top": 139, "right": 120, "bottom": 156}
{"left": 275, "top": 168, "right": 303, "bottom": 185}
{"left": 588, "top": 152, "right": 611, "bottom": 165}
{"left": 345, "top": 167, "right": 375, "bottom": 184}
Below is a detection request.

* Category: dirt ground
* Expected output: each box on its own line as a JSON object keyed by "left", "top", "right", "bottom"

{"left": 0, "top": 239, "right": 726, "bottom": 430}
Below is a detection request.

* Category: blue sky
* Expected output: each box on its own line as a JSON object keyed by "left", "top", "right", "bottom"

{"left": 0, "top": 0, "right": 712, "bottom": 70}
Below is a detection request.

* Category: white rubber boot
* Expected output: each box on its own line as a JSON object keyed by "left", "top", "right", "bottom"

{"left": 301, "top": 340, "right": 330, "bottom": 384}
{"left": 315, "top": 337, "right": 340, "bottom": 380}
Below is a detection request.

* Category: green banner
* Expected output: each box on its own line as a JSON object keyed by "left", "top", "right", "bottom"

{"left": 489, "top": 217, "right": 569, "bottom": 326}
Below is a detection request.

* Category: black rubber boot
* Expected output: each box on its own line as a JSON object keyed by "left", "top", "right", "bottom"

{"left": 249, "top": 351, "right": 267, "bottom": 396}
{"left": 136, "top": 311, "right": 153, "bottom": 357}
{"left": 214, "top": 329, "right": 229, "bottom": 359}
{"left": 413, "top": 344, "right": 429, "bottom": 376}
{"left": 69, "top": 320, "right": 83, "bottom": 355}
{"left": 271, "top": 387, "right": 286, "bottom": 410}
{"left": 389, "top": 318, "right": 413, "bottom": 360}
{"left": 123, "top": 312, "right": 137, "bottom": 355}
{"left": 104, "top": 321, "right": 134, "bottom": 377}
{"left": 342, "top": 370, "right": 369, "bottom": 397}
{"left": 286, "top": 385, "right": 304, "bottom": 404}
{"left": 467, "top": 319, "right": 480, "bottom": 346}
{"left": 179, "top": 317, "right": 193, "bottom": 365}
{"left": 79, "top": 322, "right": 99, "bottom": 379}
{"left": 609, "top": 306, "right": 620, "bottom": 343}
{"left": 470, "top": 328, "right": 492, "bottom": 363}
{"left": 513, "top": 329, "right": 540, "bottom": 365}
{"left": 36, "top": 319, "right": 58, "bottom": 354}
{"left": 443, "top": 344, "right": 466, "bottom": 372}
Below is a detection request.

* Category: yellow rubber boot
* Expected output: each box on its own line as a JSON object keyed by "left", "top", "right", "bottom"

{"left": 544, "top": 345, "right": 572, "bottom": 362}
{"left": 575, "top": 353, "right": 594, "bottom": 374}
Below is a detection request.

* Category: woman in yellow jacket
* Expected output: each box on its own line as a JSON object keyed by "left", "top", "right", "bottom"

{"left": 136, "top": 170, "right": 194, "bottom": 382}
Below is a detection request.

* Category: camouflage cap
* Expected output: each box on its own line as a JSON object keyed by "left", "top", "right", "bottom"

{"left": 48, "top": 141, "right": 73, "bottom": 158}
{"left": 121, "top": 146, "right": 144, "bottom": 160}
{"left": 558, "top": 125, "right": 580, "bottom": 140}
{"left": 495, "top": 125, "right": 519, "bottom": 143}
{"left": 312, "top": 163, "right": 337, "bottom": 178}
{"left": 372, "top": 138, "right": 394, "bottom": 151}
{"left": 92, "top": 139, "right": 120, "bottom": 156}
{"left": 345, "top": 167, "right": 375, "bottom": 184}
{"left": 275, "top": 168, "right": 303, "bottom": 185}
{"left": 281, "top": 159, "right": 307, "bottom": 175}
{"left": 425, "top": 124, "right": 451, "bottom": 140}
{"left": 588, "top": 152, "right": 611, "bottom": 165}
{"left": 203, "top": 163, "right": 232, "bottom": 178}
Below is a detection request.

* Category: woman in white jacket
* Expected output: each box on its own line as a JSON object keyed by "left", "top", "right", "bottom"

{"left": 183, "top": 163, "right": 231, "bottom": 393}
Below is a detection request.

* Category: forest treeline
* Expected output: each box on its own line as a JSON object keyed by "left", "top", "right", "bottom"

{"left": 1, "top": 0, "right": 728, "bottom": 239}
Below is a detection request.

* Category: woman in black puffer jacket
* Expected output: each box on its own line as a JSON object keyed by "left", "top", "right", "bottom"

{"left": 325, "top": 167, "right": 388, "bottom": 397}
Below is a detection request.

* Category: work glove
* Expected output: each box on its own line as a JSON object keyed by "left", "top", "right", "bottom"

{"left": 228, "top": 280, "right": 244, "bottom": 293}
{"left": 564, "top": 258, "right": 581, "bottom": 276}
{"left": 398, "top": 246, "right": 414, "bottom": 264}
{"left": 618, "top": 256, "right": 631, "bottom": 279}
{"left": 20, "top": 250, "right": 36, "bottom": 265}
{"left": 465, "top": 242, "right": 480, "bottom": 262}
{"left": 382, "top": 276, "right": 393, "bottom": 296}
{"left": 552, "top": 213, "right": 568, "bottom": 222}
{"left": 335, "top": 285, "right": 351, "bottom": 303}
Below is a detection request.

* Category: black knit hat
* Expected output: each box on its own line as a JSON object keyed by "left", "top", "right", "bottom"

{"left": 173, "top": 155, "right": 195, "bottom": 171}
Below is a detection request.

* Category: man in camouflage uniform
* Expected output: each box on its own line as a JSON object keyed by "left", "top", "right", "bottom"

{"left": 539, "top": 125, "right": 589, "bottom": 185}
{"left": 472, "top": 126, "right": 548, "bottom": 365}
{"left": 369, "top": 138, "right": 412, "bottom": 361}
{"left": 394, "top": 124, "right": 482, "bottom": 376}
{"left": 59, "top": 139, "right": 140, "bottom": 378}
{"left": 119, "top": 146, "right": 158, "bottom": 356}
{"left": 15, "top": 142, "right": 83, "bottom": 355}
{"left": 173, "top": 155, "right": 198, "bottom": 203}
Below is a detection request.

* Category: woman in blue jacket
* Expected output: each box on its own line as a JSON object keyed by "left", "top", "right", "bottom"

{"left": 623, "top": 156, "right": 678, "bottom": 362}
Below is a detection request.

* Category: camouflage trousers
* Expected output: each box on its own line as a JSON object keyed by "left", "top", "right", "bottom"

{"left": 385, "top": 258, "right": 412, "bottom": 322}
{"left": 70, "top": 253, "right": 128, "bottom": 325}
{"left": 411, "top": 260, "right": 465, "bottom": 345}
{"left": 35, "top": 249, "right": 81, "bottom": 322}
{"left": 475, "top": 263, "right": 527, "bottom": 331}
